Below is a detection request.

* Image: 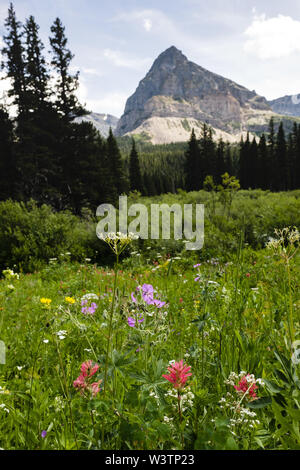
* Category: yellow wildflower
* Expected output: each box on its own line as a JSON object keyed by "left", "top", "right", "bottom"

{"left": 40, "top": 298, "right": 52, "bottom": 305}
{"left": 65, "top": 296, "right": 76, "bottom": 304}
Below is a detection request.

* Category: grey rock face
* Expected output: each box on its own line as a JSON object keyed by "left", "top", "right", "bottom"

{"left": 116, "top": 46, "right": 270, "bottom": 136}
{"left": 75, "top": 112, "right": 119, "bottom": 137}
{"left": 268, "top": 94, "right": 300, "bottom": 117}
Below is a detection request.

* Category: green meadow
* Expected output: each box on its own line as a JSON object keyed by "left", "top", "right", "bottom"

{"left": 0, "top": 190, "right": 299, "bottom": 450}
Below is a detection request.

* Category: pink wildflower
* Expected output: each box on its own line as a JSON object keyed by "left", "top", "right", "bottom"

{"left": 128, "top": 317, "right": 136, "bottom": 327}
{"left": 91, "top": 381, "right": 101, "bottom": 397}
{"left": 141, "top": 284, "right": 154, "bottom": 304}
{"left": 73, "top": 374, "right": 86, "bottom": 390}
{"left": 73, "top": 361, "right": 101, "bottom": 397}
{"left": 234, "top": 374, "right": 258, "bottom": 400}
{"left": 80, "top": 360, "right": 99, "bottom": 378}
{"left": 162, "top": 360, "right": 192, "bottom": 391}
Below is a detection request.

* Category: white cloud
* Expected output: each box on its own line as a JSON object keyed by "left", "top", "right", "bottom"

{"left": 82, "top": 68, "right": 103, "bottom": 77}
{"left": 244, "top": 14, "right": 300, "bottom": 59}
{"left": 143, "top": 18, "right": 152, "bottom": 32}
{"left": 103, "top": 48, "right": 151, "bottom": 70}
{"left": 71, "top": 65, "right": 103, "bottom": 77}
{"left": 111, "top": 9, "right": 177, "bottom": 37}
{"left": 83, "top": 92, "right": 128, "bottom": 117}
{"left": 76, "top": 77, "right": 127, "bottom": 116}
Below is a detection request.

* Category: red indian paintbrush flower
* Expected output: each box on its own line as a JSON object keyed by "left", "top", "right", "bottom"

{"left": 162, "top": 360, "right": 192, "bottom": 391}
{"left": 80, "top": 360, "right": 99, "bottom": 378}
{"left": 73, "top": 360, "right": 101, "bottom": 397}
{"left": 234, "top": 374, "right": 258, "bottom": 400}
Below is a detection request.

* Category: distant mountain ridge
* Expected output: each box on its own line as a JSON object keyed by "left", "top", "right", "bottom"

{"left": 77, "top": 47, "right": 300, "bottom": 144}
{"left": 268, "top": 94, "right": 300, "bottom": 117}
{"left": 75, "top": 112, "right": 119, "bottom": 137}
{"left": 111, "top": 46, "right": 300, "bottom": 144}
{"left": 114, "top": 46, "right": 282, "bottom": 143}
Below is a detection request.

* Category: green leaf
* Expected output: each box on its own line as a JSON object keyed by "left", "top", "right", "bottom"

{"left": 226, "top": 436, "right": 239, "bottom": 450}
{"left": 247, "top": 397, "right": 272, "bottom": 409}
{"left": 264, "top": 379, "right": 284, "bottom": 394}
{"left": 274, "top": 369, "right": 289, "bottom": 385}
{"left": 235, "top": 330, "right": 247, "bottom": 354}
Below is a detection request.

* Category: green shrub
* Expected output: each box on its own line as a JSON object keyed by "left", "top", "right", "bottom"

{"left": 0, "top": 200, "right": 99, "bottom": 272}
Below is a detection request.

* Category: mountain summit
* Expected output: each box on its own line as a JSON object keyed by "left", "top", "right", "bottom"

{"left": 116, "top": 46, "right": 274, "bottom": 143}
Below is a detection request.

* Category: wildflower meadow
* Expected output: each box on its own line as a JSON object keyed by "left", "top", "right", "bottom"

{"left": 0, "top": 222, "right": 299, "bottom": 451}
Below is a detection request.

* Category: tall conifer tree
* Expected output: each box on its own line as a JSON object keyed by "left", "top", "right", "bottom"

{"left": 49, "top": 18, "right": 85, "bottom": 120}
{"left": 129, "top": 138, "right": 143, "bottom": 193}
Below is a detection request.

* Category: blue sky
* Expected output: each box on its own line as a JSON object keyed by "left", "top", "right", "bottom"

{"left": 1, "top": 0, "right": 300, "bottom": 117}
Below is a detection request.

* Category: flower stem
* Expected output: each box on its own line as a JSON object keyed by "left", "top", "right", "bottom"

{"left": 103, "top": 254, "right": 119, "bottom": 396}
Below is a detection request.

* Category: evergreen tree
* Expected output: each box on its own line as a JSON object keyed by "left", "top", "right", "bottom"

{"left": 268, "top": 117, "right": 276, "bottom": 190}
{"left": 49, "top": 17, "right": 85, "bottom": 120}
{"left": 204, "top": 126, "right": 217, "bottom": 179}
{"left": 289, "top": 123, "right": 299, "bottom": 189}
{"left": 24, "top": 15, "right": 49, "bottom": 112}
{"left": 275, "top": 122, "right": 287, "bottom": 191}
{"left": 106, "top": 128, "right": 128, "bottom": 199}
{"left": 224, "top": 143, "right": 234, "bottom": 176}
{"left": 249, "top": 137, "right": 258, "bottom": 188}
{"left": 0, "top": 106, "right": 15, "bottom": 200}
{"left": 143, "top": 173, "right": 157, "bottom": 196}
{"left": 215, "top": 138, "right": 226, "bottom": 184}
{"left": 258, "top": 134, "right": 268, "bottom": 189}
{"left": 239, "top": 133, "right": 251, "bottom": 189}
{"left": 1, "top": 3, "right": 28, "bottom": 117}
{"left": 185, "top": 129, "right": 200, "bottom": 191}
{"left": 129, "top": 138, "right": 143, "bottom": 193}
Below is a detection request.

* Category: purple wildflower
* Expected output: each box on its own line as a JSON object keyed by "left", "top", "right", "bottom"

{"left": 151, "top": 299, "right": 166, "bottom": 308}
{"left": 41, "top": 430, "right": 47, "bottom": 438}
{"left": 128, "top": 317, "right": 136, "bottom": 327}
{"left": 82, "top": 302, "right": 98, "bottom": 315}
{"left": 131, "top": 292, "right": 137, "bottom": 303}
{"left": 127, "top": 313, "right": 144, "bottom": 327}
{"left": 142, "top": 284, "right": 154, "bottom": 304}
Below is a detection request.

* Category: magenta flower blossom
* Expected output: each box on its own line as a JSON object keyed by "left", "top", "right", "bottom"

{"left": 73, "top": 360, "right": 102, "bottom": 397}
{"left": 162, "top": 360, "right": 192, "bottom": 392}
{"left": 131, "top": 282, "right": 166, "bottom": 309}
{"left": 80, "top": 360, "right": 99, "bottom": 377}
{"left": 87, "top": 302, "right": 98, "bottom": 314}
{"left": 142, "top": 284, "right": 153, "bottom": 293}
{"left": 127, "top": 313, "right": 144, "bottom": 327}
{"left": 142, "top": 284, "right": 154, "bottom": 304}
{"left": 81, "top": 301, "right": 98, "bottom": 315}
{"left": 194, "top": 263, "right": 201, "bottom": 268}
{"left": 41, "top": 430, "right": 47, "bottom": 438}
{"left": 128, "top": 317, "right": 136, "bottom": 327}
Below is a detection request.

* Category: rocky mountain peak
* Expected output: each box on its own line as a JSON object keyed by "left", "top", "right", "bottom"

{"left": 115, "top": 46, "right": 272, "bottom": 142}
{"left": 150, "top": 46, "right": 187, "bottom": 70}
{"left": 268, "top": 94, "right": 300, "bottom": 117}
